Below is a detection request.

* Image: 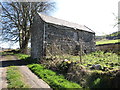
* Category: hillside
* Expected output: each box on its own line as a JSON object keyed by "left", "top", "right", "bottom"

{"left": 106, "top": 31, "right": 120, "bottom": 40}
{"left": 95, "top": 31, "right": 120, "bottom": 41}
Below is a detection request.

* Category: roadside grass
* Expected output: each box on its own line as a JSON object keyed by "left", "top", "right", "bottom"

{"left": 13, "top": 53, "right": 82, "bottom": 88}
{"left": 7, "top": 66, "right": 29, "bottom": 88}
{"left": 15, "top": 53, "right": 30, "bottom": 60}
{"left": 0, "top": 49, "right": 30, "bottom": 60}
{"left": 0, "top": 51, "right": 13, "bottom": 56}
{"left": 96, "top": 39, "right": 120, "bottom": 45}
{"left": 28, "top": 64, "right": 82, "bottom": 89}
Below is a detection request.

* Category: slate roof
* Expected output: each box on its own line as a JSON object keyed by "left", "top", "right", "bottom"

{"left": 38, "top": 13, "right": 95, "bottom": 33}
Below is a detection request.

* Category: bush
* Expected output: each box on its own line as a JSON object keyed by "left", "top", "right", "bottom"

{"left": 28, "top": 64, "right": 82, "bottom": 89}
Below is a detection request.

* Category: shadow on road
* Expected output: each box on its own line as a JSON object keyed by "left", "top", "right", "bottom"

{"left": 1, "top": 59, "right": 29, "bottom": 67}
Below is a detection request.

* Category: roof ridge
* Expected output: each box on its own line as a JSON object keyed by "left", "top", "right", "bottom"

{"left": 38, "top": 13, "right": 94, "bottom": 33}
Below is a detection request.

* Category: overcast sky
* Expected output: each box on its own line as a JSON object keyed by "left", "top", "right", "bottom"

{"left": 52, "top": 0, "right": 119, "bottom": 36}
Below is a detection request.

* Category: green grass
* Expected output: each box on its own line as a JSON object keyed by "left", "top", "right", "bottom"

{"left": 15, "top": 53, "right": 30, "bottom": 60}
{"left": 28, "top": 64, "right": 82, "bottom": 89}
{"left": 12, "top": 50, "right": 120, "bottom": 71}
{"left": 6, "top": 51, "right": 119, "bottom": 88}
{"left": 7, "top": 66, "right": 29, "bottom": 88}
{"left": 96, "top": 39, "right": 120, "bottom": 45}
{"left": 15, "top": 53, "right": 37, "bottom": 63}
{"left": 82, "top": 51, "right": 120, "bottom": 68}
{"left": 52, "top": 51, "right": 120, "bottom": 70}
{"left": 0, "top": 50, "right": 30, "bottom": 60}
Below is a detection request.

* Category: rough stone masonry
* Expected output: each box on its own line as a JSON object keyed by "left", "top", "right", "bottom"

{"left": 31, "top": 13, "right": 95, "bottom": 60}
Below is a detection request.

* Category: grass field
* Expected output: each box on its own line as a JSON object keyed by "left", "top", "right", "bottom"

{"left": 96, "top": 39, "right": 120, "bottom": 45}
{"left": 13, "top": 51, "right": 119, "bottom": 71}
{"left": 82, "top": 51, "right": 119, "bottom": 69}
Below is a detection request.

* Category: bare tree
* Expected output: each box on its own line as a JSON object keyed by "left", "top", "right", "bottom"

{"left": 1, "top": 1, "right": 55, "bottom": 53}
{"left": 113, "top": 13, "right": 120, "bottom": 27}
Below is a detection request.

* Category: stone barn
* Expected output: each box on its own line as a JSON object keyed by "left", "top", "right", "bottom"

{"left": 31, "top": 13, "right": 95, "bottom": 59}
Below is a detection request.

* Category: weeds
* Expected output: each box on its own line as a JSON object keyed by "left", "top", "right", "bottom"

{"left": 86, "top": 69, "right": 120, "bottom": 88}
{"left": 82, "top": 51, "right": 119, "bottom": 70}
{"left": 45, "top": 51, "right": 119, "bottom": 71}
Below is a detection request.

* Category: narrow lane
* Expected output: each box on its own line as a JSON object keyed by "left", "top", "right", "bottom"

{"left": 0, "top": 55, "right": 52, "bottom": 89}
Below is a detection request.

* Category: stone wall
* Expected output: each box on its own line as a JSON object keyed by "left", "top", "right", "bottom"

{"left": 45, "top": 23, "right": 95, "bottom": 56}
{"left": 96, "top": 43, "right": 120, "bottom": 52}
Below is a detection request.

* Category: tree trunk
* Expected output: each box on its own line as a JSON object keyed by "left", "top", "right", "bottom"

{"left": 20, "top": 43, "right": 28, "bottom": 54}
{"left": 20, "top": 36, "right": 29, "bottom": 54}
{"left": 19, "top": 28, "right": 30, "bottom": 54}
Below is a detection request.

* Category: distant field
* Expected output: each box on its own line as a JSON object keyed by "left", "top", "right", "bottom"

{"left": 96, "top": 39, "right": 120, "bottom": 45}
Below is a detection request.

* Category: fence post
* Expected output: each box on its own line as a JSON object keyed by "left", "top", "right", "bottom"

{"left": 79, "top": 41, "right": 82, "bottom": 64}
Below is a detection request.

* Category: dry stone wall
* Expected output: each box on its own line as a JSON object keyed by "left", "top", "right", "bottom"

{"left": 96, "top": 43, "right": 120, "bottom": 52}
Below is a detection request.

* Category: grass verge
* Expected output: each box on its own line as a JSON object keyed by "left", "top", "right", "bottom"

{"left": 96, "top": 39, "right": 120, "bottom": 45}
{"left": 7, "top": 66, "right": 29, "bottom": 88}
{"left": 15, "top": 53, "right": 30, "bottom": 60}
{"left": 28, "top": 64, "right": 82, "bottom": 89}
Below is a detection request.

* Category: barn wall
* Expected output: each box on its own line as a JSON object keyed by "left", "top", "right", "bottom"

{"left": 44, "top": 23, "right": 95, "bottom": 55}
{"left": 44, "top": 23, "right": 77, "bottom": 55}
{"left": 31, "top": 14, "right": 44, "bottom": 59}
{"left": 77, "top": 31, "right": 95, "bottom": 53}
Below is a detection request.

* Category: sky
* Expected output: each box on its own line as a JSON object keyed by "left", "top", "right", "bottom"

{"left": 52, "top": 0, "right": 119, "bottom": 36}
{"left": 0, "top": 0, "right": 119, "bottom": 49}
